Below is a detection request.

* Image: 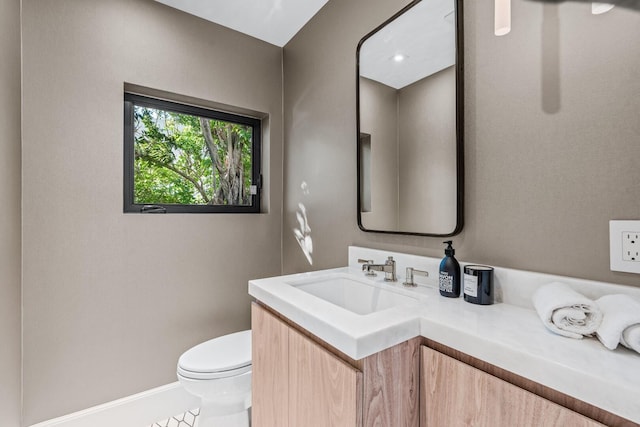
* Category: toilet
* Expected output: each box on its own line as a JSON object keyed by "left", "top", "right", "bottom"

{"left": 177, "top": 330, "right": 252, "bottom": 427}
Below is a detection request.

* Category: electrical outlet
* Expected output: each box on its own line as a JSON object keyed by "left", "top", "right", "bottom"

{"left": 622, "top": 231, "right": 640, "bottom": 261}
{"left": 610, "top": 221, "right": 640, "bottom": 274}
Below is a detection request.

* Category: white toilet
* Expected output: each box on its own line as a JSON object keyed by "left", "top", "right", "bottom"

{"left": 177, "top": 330, "right": 252, "bottom": 427}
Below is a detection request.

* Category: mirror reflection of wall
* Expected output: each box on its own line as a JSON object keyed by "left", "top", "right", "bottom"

{"left": 359, "top": 133, "right": 372, "bottom": 213}
{"left": 357, "top": 0, "right": 462, "bottom": 235}
{"left": 399, "top": 67, "right": 456, "bottom": 232}
{"left": 359, "top": 80, "right": 399, "bottom": 230}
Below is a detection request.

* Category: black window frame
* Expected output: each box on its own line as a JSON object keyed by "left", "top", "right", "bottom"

{"left": 124, "top": 93, "right": 262, "bottom": 214}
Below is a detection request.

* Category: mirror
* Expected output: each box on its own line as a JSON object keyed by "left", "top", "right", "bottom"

{"left": 357, "top": 0, "right": 463, "bottom": 236}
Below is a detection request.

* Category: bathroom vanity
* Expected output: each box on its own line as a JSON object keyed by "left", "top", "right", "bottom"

{"left": 249, "top": 247, "right": 640, "bottom": 427}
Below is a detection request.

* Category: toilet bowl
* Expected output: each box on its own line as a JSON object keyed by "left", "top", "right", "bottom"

{"left": 177, "top": 330, "right": 252, "bottom": 427}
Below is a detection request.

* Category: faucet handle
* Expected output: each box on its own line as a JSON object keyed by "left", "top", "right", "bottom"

{"left": 403, "top": 267, "right": 429, "bottom": 287}
{"left": 358, "top": 258, "right": 377, "bottom": 276}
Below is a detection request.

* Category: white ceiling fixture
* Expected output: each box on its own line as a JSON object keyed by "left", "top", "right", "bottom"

{"left": 153, "top": 0, "right": 329, "bottom": 47}
{"left": 494, "top": 0, "right": 511, "bottom": 36}
{"left": 592, "top": 2, "right": 615, "bottom": 14}
{"left": 495, "top": 1, "right": 615, "bottom": 37}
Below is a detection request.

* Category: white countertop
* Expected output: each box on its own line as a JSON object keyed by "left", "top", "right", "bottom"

{"left": 248, "top": 247, "right": 640, "bottom": 423}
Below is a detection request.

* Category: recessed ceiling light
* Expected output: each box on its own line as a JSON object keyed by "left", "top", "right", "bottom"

{"left": 393, "top": 54, "right": 405, "bottom": 62}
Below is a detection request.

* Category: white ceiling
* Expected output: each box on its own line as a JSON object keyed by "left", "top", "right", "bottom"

{"left": 359, "top": 0, "right": 456, "bottom": 89}
{"left": 153, "top": 0, "right": 456, "bottom": 89}
{"left": 153, "top": 0, "right": 329, "bottom": 47}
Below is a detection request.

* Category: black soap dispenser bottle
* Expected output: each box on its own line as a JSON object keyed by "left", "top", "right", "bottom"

{"left": 439, "top": 240, "right": 461, "bottom": 298}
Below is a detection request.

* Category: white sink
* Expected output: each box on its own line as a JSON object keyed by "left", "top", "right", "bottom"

{"left": 287, "top": 273, "right": 421, "bottom": 315}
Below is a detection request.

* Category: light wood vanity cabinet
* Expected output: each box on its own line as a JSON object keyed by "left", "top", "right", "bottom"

{"left": 251, "top": 303, "right": 420, "bottom": 427}
{"left": 289, "top": 326, "right": 363, "bottom": 426}
{"left": 251, "top": 302, "right": 289, "bottom": 426}
{"left": 252, "top": 303, "right": 623, "bottom": 427}
{"left": 252, "top": 303, "right": 362, "bottom": 427}
{"left": 420, "top": 346, "right": 604, "bottom": 427}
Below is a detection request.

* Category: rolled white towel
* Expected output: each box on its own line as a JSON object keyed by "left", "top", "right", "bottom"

{"left": 533, "top": 282, "right": 603, "bottom": 339}
{"left": 596, "top": 294, "right": 640, "bottom": 353}
{"left": 622, "top": 325, "right": 640, "bottom": 352}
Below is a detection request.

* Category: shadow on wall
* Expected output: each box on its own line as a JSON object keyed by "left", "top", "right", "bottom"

{"left": 526, "top": 0, "right": 639, "bottom": 114}
{"left": 293, "top": 181, "right": 314, "bottom": 266}
{"left": 541, "top": 3, "right": 560, "bottom": 114}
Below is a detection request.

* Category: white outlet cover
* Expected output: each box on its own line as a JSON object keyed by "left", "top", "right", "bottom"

{"left": 610, "top": 220, "right": 640, "bottom": 274}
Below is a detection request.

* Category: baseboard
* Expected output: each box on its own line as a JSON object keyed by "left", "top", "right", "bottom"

{"left": 28, "top": 382, "right": 199, "bottom": 427}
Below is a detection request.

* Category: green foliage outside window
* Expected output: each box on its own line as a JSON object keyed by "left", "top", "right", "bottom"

{"left": 133, "top": 105, "right": 254, "bottom": 206}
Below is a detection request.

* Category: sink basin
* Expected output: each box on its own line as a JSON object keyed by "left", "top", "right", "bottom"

{"left": 287, "top": 273, "right": 421, "bottom": 315}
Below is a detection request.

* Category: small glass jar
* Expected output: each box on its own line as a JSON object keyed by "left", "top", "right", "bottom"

{"left": 463, "top": 265, "right": 494, "bottom": 305}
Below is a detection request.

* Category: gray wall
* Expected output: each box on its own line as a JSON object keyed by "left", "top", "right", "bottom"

{"left": 0, "top": 0, "right": 22, "bottom": 425}
{"left": 359, "top": 77, "right": 399, "bottom": 230}
{"left": 283, "top": 0, "right": 410, "bottom": 272}
{"left": 21, "top": 0, "right": 283, "bottom": 424}
{"left": 359, "top": 67, "right": 457, "bottom": 234}
{"left": 398, "top": 66, "right": 457, "bottom": 234}
{"left": 283, "top": 0, "right": 640, "bottom": 288}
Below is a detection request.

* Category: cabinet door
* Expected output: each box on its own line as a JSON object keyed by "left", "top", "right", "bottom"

{"left": 251, "top": 303, "right": 289, "bottom": 427}
{"left": 420, "top": 346, "right": 604, "bottom": 427}
{"left": 289, "top": 327, "right": 363, "bottom": 427}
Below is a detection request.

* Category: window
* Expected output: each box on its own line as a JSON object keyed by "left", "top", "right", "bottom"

{"left": 124, "top": 93, "right": 261, "bottom": 213}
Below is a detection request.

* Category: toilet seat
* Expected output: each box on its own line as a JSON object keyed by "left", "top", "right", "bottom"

{"left": 178, "top": 363, "right": 251, "bottom": 380}
{"left": 177, "top": 330, "right": 251, "bottom": 380}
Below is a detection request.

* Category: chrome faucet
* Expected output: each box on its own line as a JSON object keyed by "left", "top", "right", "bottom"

{"left": 357, "top": 258, "right": 377, "bottom": 276}
{"left": 361, "top": 256, "right": 397, "bottom": 282}
{"left": 403, "top": 267, "right": 429, "bottom": 287}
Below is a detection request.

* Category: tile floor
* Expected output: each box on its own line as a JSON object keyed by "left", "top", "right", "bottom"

{"left": 149, "top": 408, "right": 199, "bottom": 427}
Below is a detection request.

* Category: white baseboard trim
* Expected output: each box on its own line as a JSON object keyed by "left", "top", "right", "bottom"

{"left": 28, "top": 382, "right": 199, "bottom": 427}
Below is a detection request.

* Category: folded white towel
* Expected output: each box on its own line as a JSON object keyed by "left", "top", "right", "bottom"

{"left": 533, "top": 282, "right": 603, "bottom": 339}
{"left": 596, "top": 294, "right": 640, "bottom": 353}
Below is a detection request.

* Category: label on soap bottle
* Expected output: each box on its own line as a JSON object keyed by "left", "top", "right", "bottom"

{"left": 463, "top": 273, "right": 478, "bottom": 297}
{"left": 439, "top": 272, "right": 453, "bottom": 293}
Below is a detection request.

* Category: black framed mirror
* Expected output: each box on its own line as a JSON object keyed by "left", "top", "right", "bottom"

{"left": 356, "top": 0, "right": 464, "bottom": 236}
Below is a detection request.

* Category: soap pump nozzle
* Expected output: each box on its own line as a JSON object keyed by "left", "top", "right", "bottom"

{"left": 443, "top": 240, "right": 455, "bottom": 256}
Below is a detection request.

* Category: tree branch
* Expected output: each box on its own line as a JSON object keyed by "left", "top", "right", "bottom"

{"left": 200, "top": 118, "right": 224, "bottom": 172}
{"left": 136, "top": 153, "right": 210, "bottom": 203}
